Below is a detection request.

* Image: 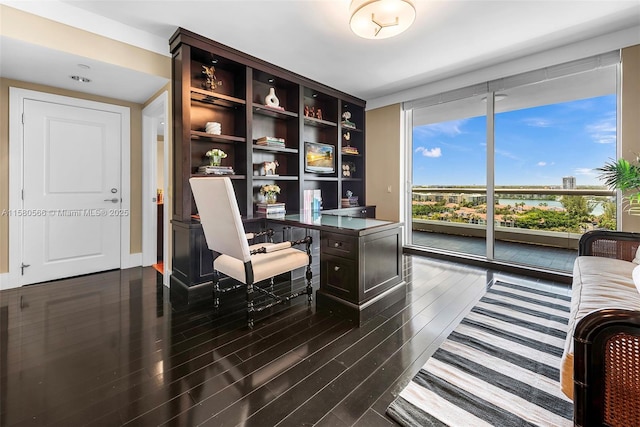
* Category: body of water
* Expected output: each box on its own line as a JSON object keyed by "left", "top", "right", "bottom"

{"left": 498, "top": 198, "right": 604, "bottom": 216}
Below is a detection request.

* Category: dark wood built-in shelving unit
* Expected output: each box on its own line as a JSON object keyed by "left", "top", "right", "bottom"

{"left": 170, "top": 28, "right": 367, "bottom": 300}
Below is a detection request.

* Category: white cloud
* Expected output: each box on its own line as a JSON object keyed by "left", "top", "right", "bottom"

{"left": 495, "top": 148, "right": 519, "bottom": 160}
{"left": 415, "top": 147, "right": 442, "bottom": 158}
{"left": 523, "top": 118, "right": 552, "bottom": 127}
{"left": 537, "top": 161, "right": 547, "bottom": 166}
{"left": 416, "top": 119, "right": 467, "bottom": 137}
{"left": 586, "top": 113, "right": 616, "bottom": 144}
{"left": 574, "top": 167, "right": 597, "bottom": 177}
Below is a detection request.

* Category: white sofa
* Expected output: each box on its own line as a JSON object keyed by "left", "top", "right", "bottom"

{"left": 560, "top": 230, "right": 640, "bottom": 426}
{"left": 560, "top": 254, "right": 640, "bottom": 399}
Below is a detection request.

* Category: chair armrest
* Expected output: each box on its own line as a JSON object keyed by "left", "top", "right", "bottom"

{"left": 578, "top": 230, "right": 640, "bottom": 260}
{"left": 246, "top": 229, "right": 274, "bottom": 241}
{"left": 249, "top": 236, "right": 312, "bottom": 255}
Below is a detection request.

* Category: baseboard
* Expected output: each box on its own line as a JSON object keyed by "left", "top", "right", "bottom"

{"left": 0, "top": 272, "right": 17, "bottom": 291}
{"left": 123, "top": 252, "right": 142, "bottom": 269}
{"left": 0, "top": 256, "right": 150, "bottom": 291}
{"left": 403, "top": 246, "right": 573, "bottom": 285}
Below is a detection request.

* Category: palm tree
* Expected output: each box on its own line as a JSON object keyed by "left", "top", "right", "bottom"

{"left": 596, "top": 158, "right": 640, "bottom": 214}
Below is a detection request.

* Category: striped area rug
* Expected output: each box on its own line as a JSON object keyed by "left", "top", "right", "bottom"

{"left": 387, "top": 280, "right": 573, "bottom": 427}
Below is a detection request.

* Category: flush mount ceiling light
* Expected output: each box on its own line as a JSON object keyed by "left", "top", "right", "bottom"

{"left": 350, "top": 0, "right": 416, "bottom": 39}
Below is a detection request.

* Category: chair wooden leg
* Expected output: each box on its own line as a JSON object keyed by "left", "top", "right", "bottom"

{"left": 213, "top": 269, "right": 220, "bottom": 308}
{"left": 247, "top": 282, "right": 254, "bottom": 329}
{"left": 305, "top": 236, "right": 313, "bottom": 305}
{"left": 306, "top": 264, "right": 313, "bottom": 304}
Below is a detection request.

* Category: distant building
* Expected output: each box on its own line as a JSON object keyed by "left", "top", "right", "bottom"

{"left": 412, "top": 192, "right": 487, "bottom": 205}
{"left": 563, "top": 176, "right": 576, "bottom": 189}
{"left": 462, "top": 194, "right": 487, "bottom": 205}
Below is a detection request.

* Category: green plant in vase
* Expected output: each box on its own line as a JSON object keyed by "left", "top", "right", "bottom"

{"left": 596, "top": 157, "right": 640, "bottom": 215}
{"left": 206, "top": 148, "right": 227, "bottom": 166}
{"left": 260, "top": 184, "right": 280, "bottom": 204}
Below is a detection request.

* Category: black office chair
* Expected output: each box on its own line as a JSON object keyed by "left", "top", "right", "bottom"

{"left": 189, "top": 176, "right": 313, "bottom": 328}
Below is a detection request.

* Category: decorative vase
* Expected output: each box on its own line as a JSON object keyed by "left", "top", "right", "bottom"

{"left": 264, "top": 87, "right": 280, "bottom": 108}
{"left": 210, "top": 156, "right": 221, "bottom": 167}
{"left": 265, "top": 193, "right": 277, "bottom": 204}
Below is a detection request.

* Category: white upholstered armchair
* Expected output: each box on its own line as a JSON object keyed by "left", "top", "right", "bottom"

{"left": 189, "top": 177, "right": 313, "bottom": 328}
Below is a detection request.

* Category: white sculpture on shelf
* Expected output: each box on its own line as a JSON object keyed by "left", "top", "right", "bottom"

{"left": 265, "top": 87, "right": 280, "bottom": 108}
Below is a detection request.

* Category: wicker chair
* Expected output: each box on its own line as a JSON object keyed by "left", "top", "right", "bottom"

{"left": 579, "top": 230, "right": 640, "bottom": 262}
{"left": 574, "top": 309, "right": 640, "bottom": 427}
{"left": 573, "top": 231, "right": 640, "bottom": 427}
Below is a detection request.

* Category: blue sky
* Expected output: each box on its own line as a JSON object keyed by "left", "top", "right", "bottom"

{"left": 413, "top": 94, "right": 616, "bottom": 186}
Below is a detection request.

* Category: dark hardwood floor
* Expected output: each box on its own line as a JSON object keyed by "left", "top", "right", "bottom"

{"left": 0, "top": 255, "right": 570, "bottom": 426}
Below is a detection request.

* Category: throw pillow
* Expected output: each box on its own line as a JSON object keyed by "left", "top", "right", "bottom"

{"left": 633, "top": 264, "right": 640, "bottom": 294}
{"left": 633, "top": 245, "right": 640, "bottom": 264}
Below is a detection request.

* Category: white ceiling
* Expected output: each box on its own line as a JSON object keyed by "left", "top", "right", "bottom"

{"left": 1, "top": 0, "right": 639, "bottom": 105}
{"left": 0, "top": 36, "right": 168, "bottom": 103}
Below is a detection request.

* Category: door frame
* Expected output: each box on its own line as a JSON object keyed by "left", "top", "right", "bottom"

{"left": 8, "top": 87, "right": 131, "bottom": 289}
{"left": 141, "top": 91, "right": 169, "bottom": 285}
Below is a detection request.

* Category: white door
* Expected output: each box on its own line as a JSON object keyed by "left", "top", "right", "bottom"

{"left": 21, "top": 99, "right": 122, "bottom": 284}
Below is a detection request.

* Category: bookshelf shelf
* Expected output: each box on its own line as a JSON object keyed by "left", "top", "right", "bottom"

{"left": 191, "top": 131, "right": 246, "bottom": 143}
{"left": 252, "top": 175, "right": 299, "bottom": 181}
{"left": 191, "top": 87, "right": 246, "bottom": 108}
{"left": 252, "top": 104, "right": 298, "bottom": 119}
{"left": 303, "top": 175, "right": 338, "bottom": 182}
{"left": 303, "top": 116, "right": 337, "bottom": 128}
{"left": 252, "top": 144, "right": 298, "bottom": 154}
{"left": 191, "top": 174, "right": 246, "bottom": 179}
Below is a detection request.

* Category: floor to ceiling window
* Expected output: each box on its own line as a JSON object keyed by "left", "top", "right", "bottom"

{"left": 412, "top": 94, "right": 487, "bottom": 257}
{"left": 493, "top": 67, "right": 617, "bottom": 270}
{"left": 407, "top": 53, "right": 619, "bottom": 273}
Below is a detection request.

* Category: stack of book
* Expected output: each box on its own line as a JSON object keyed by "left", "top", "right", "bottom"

{"left": 256, "top": 136, "right": 285, "bottom": 147}
{"left": 341, "top": 145, "right": 359, "bottom": 155}
{"left": 341, "top": 196, "right": 359, "bottom": 207}
{"left": 303, "top": 189, "right": 322, "bottom": 212}
{"left": 198, "top": 165, "right": 235, "bottom": 175}
{"left": 256, "top": 202, "right": 286, "bottom": 217}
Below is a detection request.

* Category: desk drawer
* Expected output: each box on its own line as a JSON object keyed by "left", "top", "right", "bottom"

{"left": 322, "top": 232, "right": 357, "bottom": 259}
{"left": 321, "top": 256, "right": 357, "bottom": 303}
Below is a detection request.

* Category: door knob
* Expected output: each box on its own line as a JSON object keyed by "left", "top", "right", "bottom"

{"left": 104, "top": 198, "right": 119, "bottom": 203}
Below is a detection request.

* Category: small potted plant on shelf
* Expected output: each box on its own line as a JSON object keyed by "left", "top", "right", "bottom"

{"left": 596, "top": 157, "right": 640, "bottom": 215}
{"left": 206, "top": 148, "right": 227, "bottom": 166}
{"left": 260, "top": 184, "right": 281, "bottom": 204}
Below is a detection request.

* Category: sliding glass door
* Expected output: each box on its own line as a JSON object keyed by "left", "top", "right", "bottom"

{"left": 412, "top": 95, "right": 487, "bottom": 257}
{"left": 493, "top": 67, "right": 617, "bottom": 271}
{"left": 408, "top": 54, "right": 619, "bottom": 273}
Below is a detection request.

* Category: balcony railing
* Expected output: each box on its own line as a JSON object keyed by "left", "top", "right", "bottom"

{"left": 411, "top": 187, "right": 616, "bottom": 251}
{"left": 412, "top": 187, "right": 614, "bottom": 197}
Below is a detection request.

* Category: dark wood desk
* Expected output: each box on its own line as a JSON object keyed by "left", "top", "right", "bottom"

{"left": 274, "top": 212, "right": 406, "bottom": 325}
